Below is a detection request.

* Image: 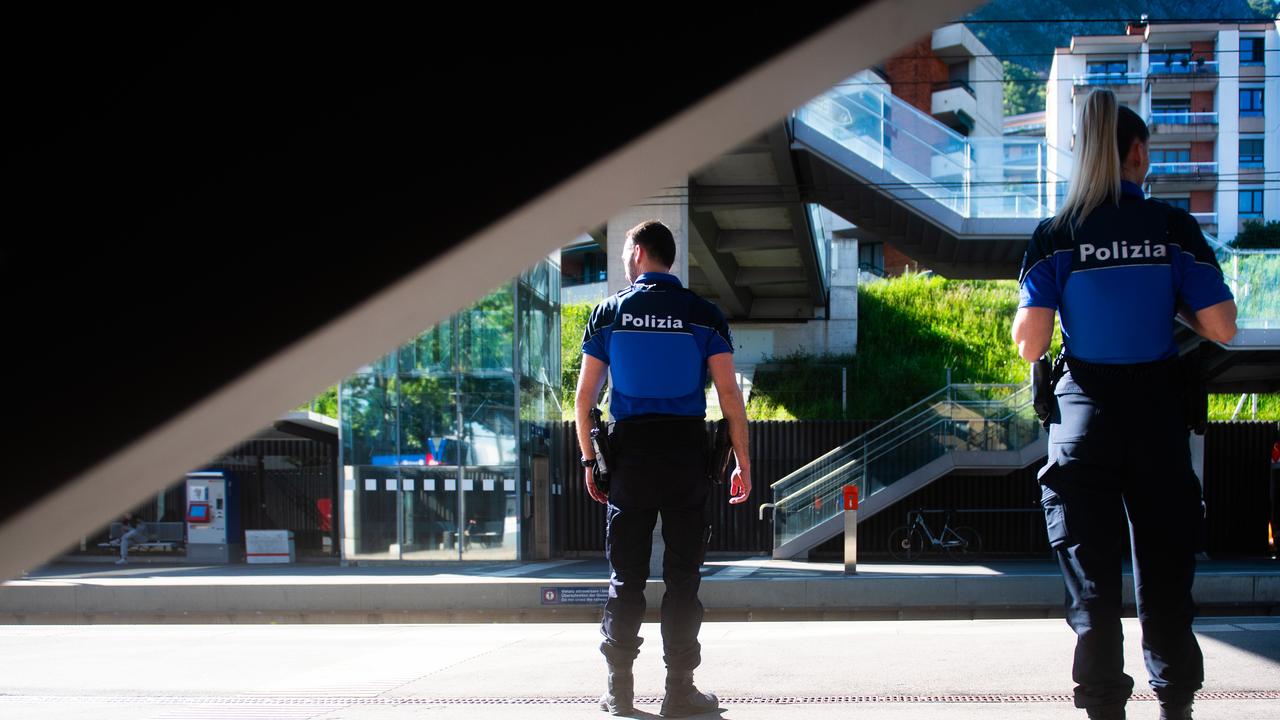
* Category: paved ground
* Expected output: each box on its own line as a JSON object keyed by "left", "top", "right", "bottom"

{"left": 21, "top": 556, "right": 1280, "bottom": 582}
{"left": 5, "top": 558, "right": 1277, "bottom": 623}
{"left": 0, "top": 617, "right": 1277, "bottom": 719}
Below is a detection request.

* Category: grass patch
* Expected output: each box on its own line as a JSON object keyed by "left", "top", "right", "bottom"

{"left": 1208, "top": 393, "right": 1280, "bottom": 421}
{"left": 747, "top": 274, "right": 1036, "bottom": 420}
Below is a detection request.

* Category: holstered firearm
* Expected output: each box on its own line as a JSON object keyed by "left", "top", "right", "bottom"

{"left": 1032, "top": 349, "right": 1066, "bottom": 428}
{"left": 707, "top": 419, "right": 733, "bottom": 485}
{"left": 588, "top": 407, "right": 613, "bottom": 494}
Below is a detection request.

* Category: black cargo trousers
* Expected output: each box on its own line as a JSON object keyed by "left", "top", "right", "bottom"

{"left": 600, "top": 416, "right": 711, "bottom": 672}
{"left": 1038, "top": 357, "right": 1205, "bottom": 711}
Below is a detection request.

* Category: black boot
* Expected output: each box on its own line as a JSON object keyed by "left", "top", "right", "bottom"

{"left": 1085, "top": 703, "right": 1125, "bottom": 720}
{"left": 660, "top": 670, "right": 718, "bottom": 718}
{"left": 1159, "top": 700, "right": 1192, "bottom": 720}
{"left": 599, "top": 664, "right": 634, "bottom": 716}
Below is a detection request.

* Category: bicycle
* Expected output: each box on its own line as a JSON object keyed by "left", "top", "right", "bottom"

{"left": 887, "top": 509, "right": 983, "bottom": 561}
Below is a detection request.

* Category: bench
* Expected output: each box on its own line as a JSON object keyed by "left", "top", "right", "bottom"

{"left": 97, "top": 522, "right": 186, "bottom": 552}
{"left": 465, "top": 520, "right": 505, "bottom": 548}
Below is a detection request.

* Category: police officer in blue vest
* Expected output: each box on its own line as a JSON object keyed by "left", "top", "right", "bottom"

{"left": 576, "top": 220, "right": 752, "bottom": 717}
{"left": 1014, "top": 89, "right": 1237, "bottom": 720}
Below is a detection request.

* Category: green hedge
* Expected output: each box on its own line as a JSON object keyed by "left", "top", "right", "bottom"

{"left": 748, "top": 274, "right": 1036, "bottom": 420}
{"left": 747, "top": 273, "right": 1275, "bottom": 421}
{"left": 561, "top": 302, "right": 594, "bottom": 418}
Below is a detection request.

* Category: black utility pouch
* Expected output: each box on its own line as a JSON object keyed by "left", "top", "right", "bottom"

{"left": 1031, "top": 350, "right": 1065, "bottom": 428}
{"left": 589, "top": 407, "right": 614, "bottom": 493}
{"left": 1032, "top": 356, "right": 1052, "bottom": 425}
{"left": 706, "top": 419, "right": 731, "bottom": 485}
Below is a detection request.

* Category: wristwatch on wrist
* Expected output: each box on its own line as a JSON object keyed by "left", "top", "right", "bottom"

{"left": 579, "top": 456, "right": 596, "bottom": 468}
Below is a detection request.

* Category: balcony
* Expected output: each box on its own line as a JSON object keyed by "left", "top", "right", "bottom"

{"left": 1147, "top": 111, "right": 1219, "bottom": 141}
{"left": 1148, "top": 161, "right": 1218, "bottom": 188}
{"left": 1147, "top": 59, "right": 1219, "bottom": 92}
{"left": 1149, "top": 111, "right": 1218, "bottom": 126}
{"left": 931, "top": 80, "right": 976, "bottom": 135}
{"left": 1191, "top": 212, "right": 1218, "bottom": 230}
{"left": 1148, "top": 59, "right": 1218, "bottom": 78}
{"left": 1073, "top": 71, "right": 1143, "bottom": 87}
{"left": 1072, "top": 72, "right": 1143, "bottom": 98}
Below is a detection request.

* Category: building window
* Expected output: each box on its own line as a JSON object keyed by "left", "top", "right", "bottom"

{"left": 1241, "top": 88, "right": 1264, "bottom": 117}
{"left": 1161, "top": 197, "right": 1191, "bottom": 211}
{"left": 561, "top": 247, "right": 607, "bottom": 287}
{"left": 1151, "top": 97, "right": 1191, "bottom": 124}
{"left": 1149, "top": 148, "right": 1192, "bottom": 175}
{"left": 859, "top": 242, "right": 884, "bottom": 276}
{"left": 1240, "top": 138, "right": 1265, "bottom": 168}
{"left": 1087, "top": 60, "right": 1128, "bottom": 77}
{"left": 1241, "top": 37, "right": 1266, "bottom": 65}
{"left": 1149, "top": 50, "right": 1191, "bottom": 67}
{"left": 1150, "top": 148, "right": 1191, "bottom": 164}
{"left": 1239, "top": 189, "right": 1264, "bottom": 217}
{"left": 339, "top": 256, "right": 561, "bottom": 563}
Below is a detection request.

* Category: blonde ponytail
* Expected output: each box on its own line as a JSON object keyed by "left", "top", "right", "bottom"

{"left": 1052, "top": 89, "right": 1122, "bottom": 231}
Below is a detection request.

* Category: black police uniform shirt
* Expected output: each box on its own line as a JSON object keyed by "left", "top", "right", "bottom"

{"left": 581, "top": 272, "right": 733, "bottom": 421}
{"left": 1018, "top": 180, "right": 1234, "bottom": 364}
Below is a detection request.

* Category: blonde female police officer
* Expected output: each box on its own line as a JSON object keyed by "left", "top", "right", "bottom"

{"left": 576, "top": 220, "right": 752, "bottom": 717}
{"left": 1013, "top": 89, "right": 1236, "bottom": 720}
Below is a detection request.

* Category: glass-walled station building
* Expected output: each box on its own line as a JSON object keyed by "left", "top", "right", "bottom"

{"left": 339, "top": 257, "right": 561, "bottom": 562}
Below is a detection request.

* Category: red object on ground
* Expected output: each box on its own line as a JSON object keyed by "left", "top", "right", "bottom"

{"left": 316, "top": 498, "right": 333, "bottom": 532}
{"left": 1271, "top": 441, "right": 1279, "bottom": 464}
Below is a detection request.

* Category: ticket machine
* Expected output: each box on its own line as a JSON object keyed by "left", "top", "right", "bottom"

{"left": 186, "top": 471, "right": 242, "bottom": 563}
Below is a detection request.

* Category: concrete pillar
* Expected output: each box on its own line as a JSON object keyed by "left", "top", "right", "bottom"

{"left": 819, "top": 235, "right": 860, "bottom": 353}
{"left": 1265, "top": 26, "right": 1280, "bottom": 223}
{"left": 1218, "top": 28, "right": 1242, "bottom": 243}
{"left": 607, "top": 180, "right": 690, "bottom": 294}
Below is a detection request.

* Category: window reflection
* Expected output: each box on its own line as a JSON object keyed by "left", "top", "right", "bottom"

{"left": 339, "top": 256, "right": 560, "bottom": 561}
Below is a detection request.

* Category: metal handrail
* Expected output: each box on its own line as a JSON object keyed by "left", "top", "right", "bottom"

{"left": 1072, "top": 71, "right": 1143, "bottom": 85}
{"left": 769, "top": 385, "right": 953, "bottom": 489}
{"left": 774, "top": 402, "right": 1041, "bottom": 512}
{"left": 797, "top": 84, "right": 1072, "bottom": 223}
{"left": 773, "top": 384, "right": 1033, "bottom": 504}
{"left": 1149, "top": 162, "right": 1218, "bottom": 175}
{"left": 1148, "top": 111, "right": 1219, "bottom": 125}
{"left": 1148, "top": 59, "right": 1219, "bottom": 75}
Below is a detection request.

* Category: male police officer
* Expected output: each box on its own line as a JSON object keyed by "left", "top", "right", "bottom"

{"left": 576, "top": 220, "right": 751, "bottom": 717}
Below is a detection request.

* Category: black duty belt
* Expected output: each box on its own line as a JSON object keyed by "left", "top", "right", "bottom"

{"left": 1064, "top": 354, "right": 1180, "bottom": 378}
{"left": 614, "top": 414, "right": 705, "bottom": 426}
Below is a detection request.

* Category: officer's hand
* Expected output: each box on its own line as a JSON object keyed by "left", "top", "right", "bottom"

{"left": 728, "top": 465, "right": 751, "bottom": 505}
{"left": 584, "top": 466, "right": 608, "bottom": 505}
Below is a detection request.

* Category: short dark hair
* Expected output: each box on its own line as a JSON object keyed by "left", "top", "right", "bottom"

{"left": 626, "top": 220, "right": 676, "bottom": 268}
{"left": 1116, "top": 105, "right": 1149, "bottom": 164}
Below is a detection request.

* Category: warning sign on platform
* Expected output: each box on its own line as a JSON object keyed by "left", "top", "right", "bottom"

{"left": 540, "top": 586, "right": 609, "bottom": 605}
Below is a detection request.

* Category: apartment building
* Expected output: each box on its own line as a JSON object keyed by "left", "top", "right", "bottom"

{"left": 1047, "top": 19, "right": 1280, "bottom": 242}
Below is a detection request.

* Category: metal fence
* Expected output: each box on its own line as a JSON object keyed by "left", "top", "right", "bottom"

{"left": 557, "top": 420, "right": 1278, "bottom": 558}
{"left": 556, "top": 420, "right": 877, "bottom": 553}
